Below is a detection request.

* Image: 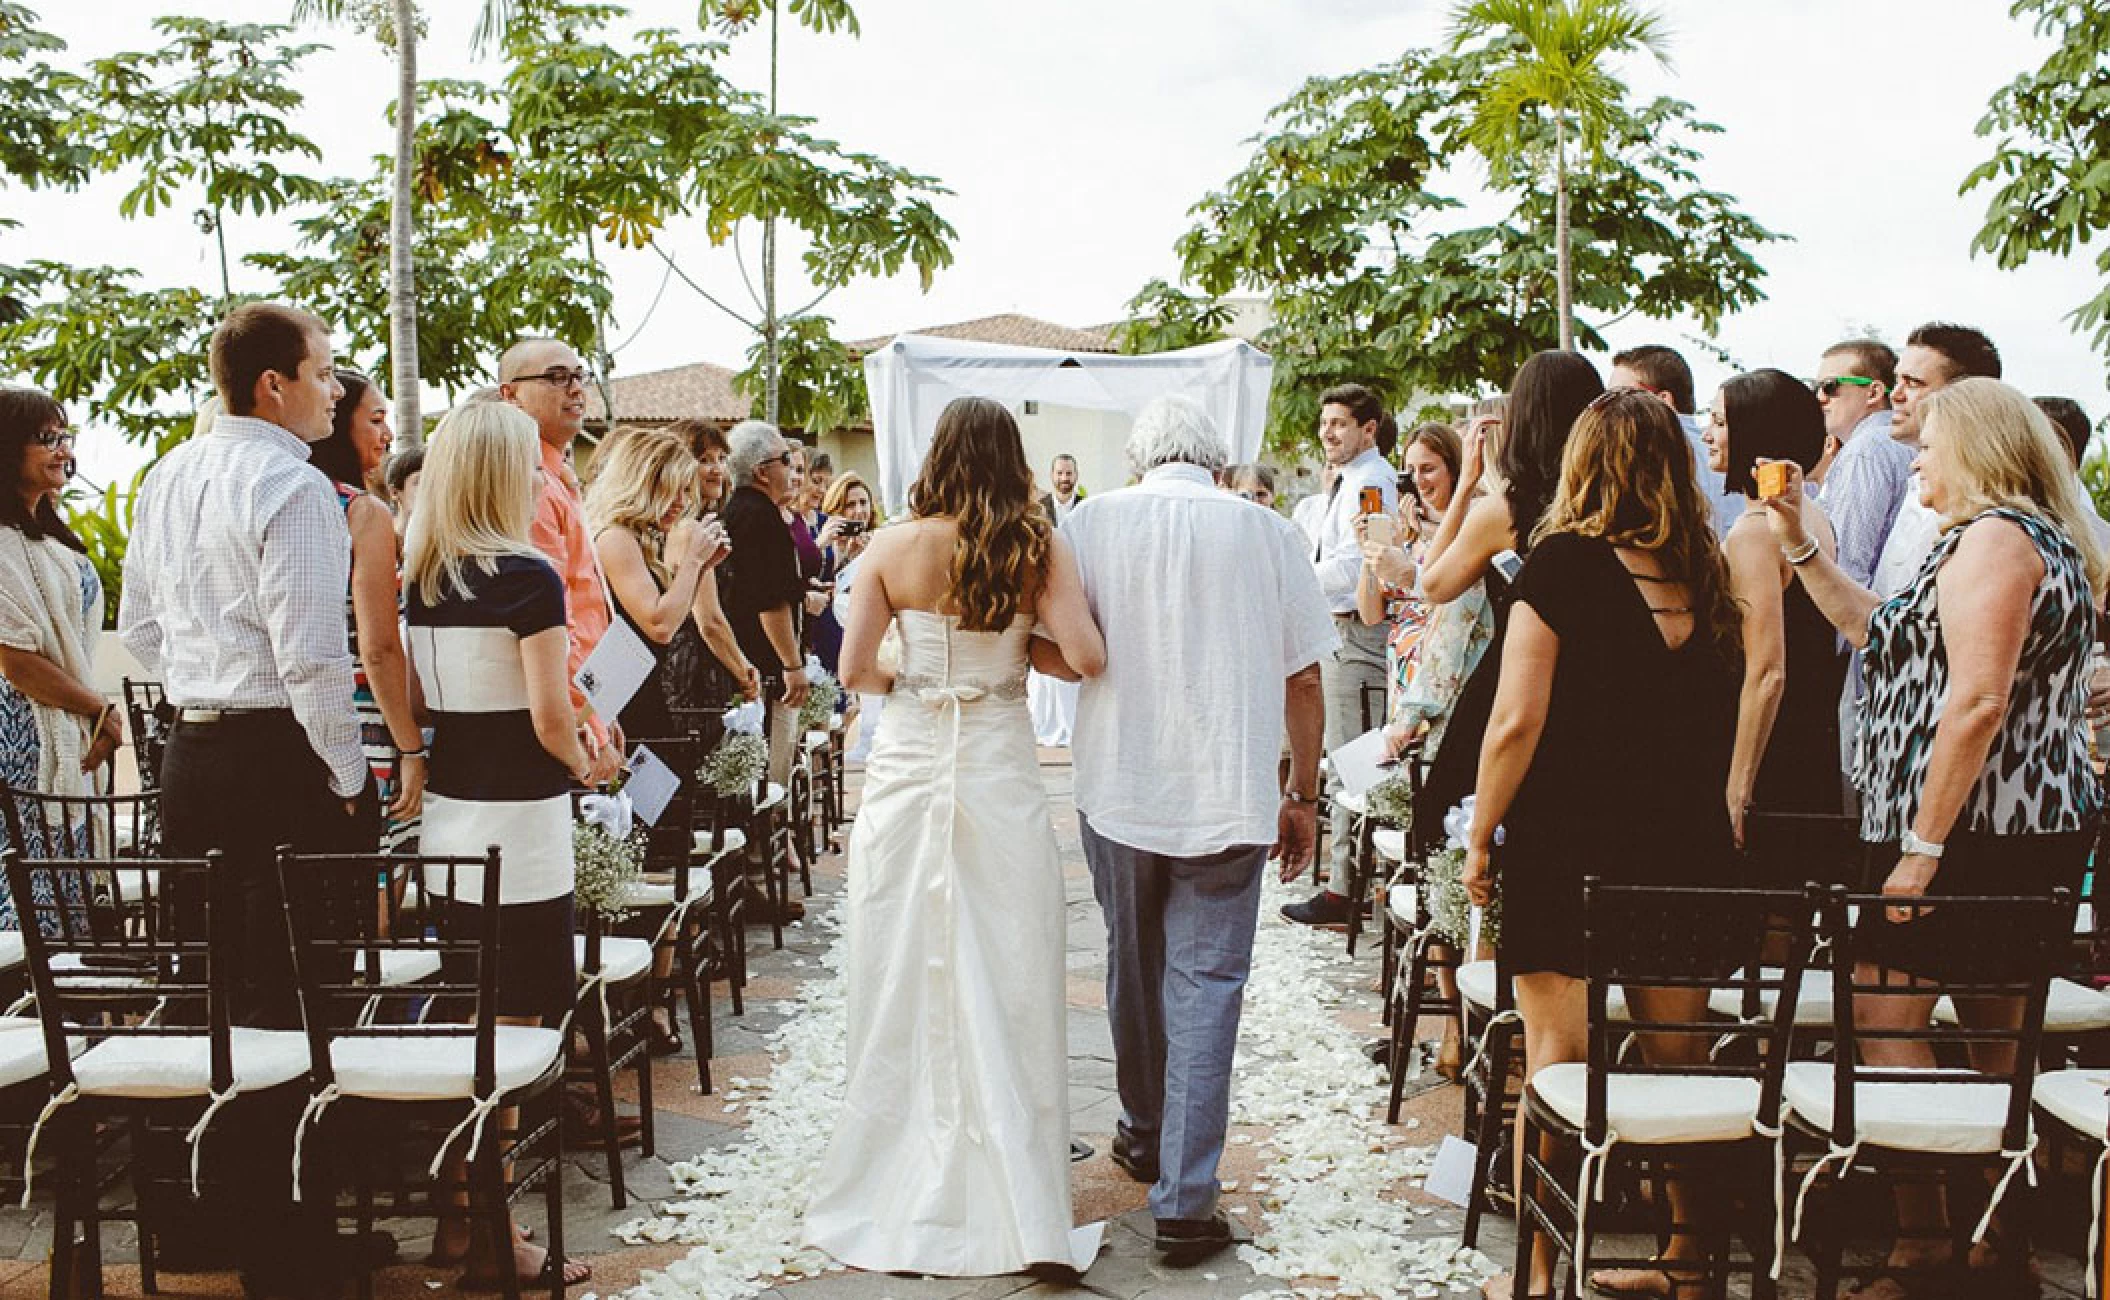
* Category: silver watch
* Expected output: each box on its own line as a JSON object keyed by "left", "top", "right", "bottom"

{"left": 1900, "top": 831, "right": 1945, "bottom": 860}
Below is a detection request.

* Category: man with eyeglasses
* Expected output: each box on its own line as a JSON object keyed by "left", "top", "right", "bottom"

{"left": 498, "top": 339, "right": 624, "bottom": 779}
{"left": 1811, "top": 339, "right": 1914, "bottom": 589}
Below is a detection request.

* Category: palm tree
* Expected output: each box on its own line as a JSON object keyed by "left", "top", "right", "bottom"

{"left": 1449, "top": 0, "right": 1670, "bottom": 351}
{"left": 293, "top": 0, "right": 430, "bottom": 445}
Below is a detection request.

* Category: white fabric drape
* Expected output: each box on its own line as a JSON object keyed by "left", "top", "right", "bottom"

{"left": 864, "top": 335, "right": 1275, "bottom": 513}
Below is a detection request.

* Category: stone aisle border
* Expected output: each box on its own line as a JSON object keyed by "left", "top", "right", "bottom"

{"left": 1230, "top": 879, "right": 1495, "bottom": 1298}
{"left": 615, "top": 906, "right": 849, "bottom": 1300}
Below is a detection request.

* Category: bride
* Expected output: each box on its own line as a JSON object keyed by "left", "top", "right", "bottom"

{"left": 803, "top": 396, "right": 1108, "bottom": 1276}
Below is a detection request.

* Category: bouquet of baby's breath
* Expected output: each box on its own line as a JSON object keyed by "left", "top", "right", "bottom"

{"left": 1366, "top": 772, "right": 1415, "bottom": 833}
{"left": 698, "top": 731, "right": 767, "bottom": 797}
{"left": 1420, "top": 846, "right": 1502, "bottom": 952}
{"left": 797, "top": 665, "right": 841, "bottom": 732}
{"left": 573, "top": 820, "right": 646, "bottom": 923}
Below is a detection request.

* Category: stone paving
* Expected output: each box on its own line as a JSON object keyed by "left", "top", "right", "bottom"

{"left": 0, "top": 753, "right": 2102, "bottom": 1298}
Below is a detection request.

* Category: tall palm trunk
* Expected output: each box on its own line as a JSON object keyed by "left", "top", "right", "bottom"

{"left": 388, "top": 0, "right": 422, "bottom": 446}
{"left": 1554, "top": 112, "right": 1573, "bottom": 352}
{"left": 761, "top": 0, "right": 781, "bottom": 423}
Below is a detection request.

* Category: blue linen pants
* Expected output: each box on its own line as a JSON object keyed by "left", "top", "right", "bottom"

{"left": 1080, "top": 814, "right": 1266, "bottom": 1221}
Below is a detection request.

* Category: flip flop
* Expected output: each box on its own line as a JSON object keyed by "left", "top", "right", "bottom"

{"left": 459, "top": 1251, "right": 590, "bottom": 1292}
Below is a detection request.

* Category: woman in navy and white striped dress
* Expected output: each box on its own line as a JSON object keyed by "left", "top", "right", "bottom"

{"left": 401, "top": 400, "right": 613, "bottom": 1287}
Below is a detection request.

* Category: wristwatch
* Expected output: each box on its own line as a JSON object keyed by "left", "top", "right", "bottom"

{"left": 1900, "top": 830, "right": 1945, "bottom": 860}
{"left": 1282, "top": 788, "right": 1319, "bottom": 805}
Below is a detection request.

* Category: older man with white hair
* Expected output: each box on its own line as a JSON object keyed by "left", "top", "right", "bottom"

{"left": 719, "top": 418, "right": 809, "bottom": 923}
{"left": 1055, "top": 395, "right": 1333, "bottom": 1265}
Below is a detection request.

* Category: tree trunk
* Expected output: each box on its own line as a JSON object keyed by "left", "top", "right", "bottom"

{"left": 763, "top": 0, "right": 781, "bottom": 424}
{"left": 388, "top": 0, "right": 423, "bottom": 447}
{"left": 1554, "top": 113, "right": 1573, "bottom": 353}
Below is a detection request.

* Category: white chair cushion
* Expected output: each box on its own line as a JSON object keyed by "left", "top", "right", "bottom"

{"left": 754, "top": 782, "right": 787, "bottom": 811}
{"left": 1458, "top": 960, "right": 1627, "bottom": 1020}
{"left": 692, "top": 826, "right": 749, "bottom": 859}
{"left": 1373, "top": 828, "right": 1407, "bottom": 862}
{"left": 1387, "top": 884, "right": 1418, "bottom": 926}
{"left": 0, "top": 931, "right": 22, "bottom": 971}
{"left": 802, "top": 731, "right": 828, "bottom": 752}
{"left": 2034, "top": 1068, "right": 2110, "bottom": 1140}
{"left": 329, "top": 1025, "right": 564, "bottom": 1100}
{"left": 1531, "top": 1062, "right": 1762, "bottom": 1145}
{"left": 573, "top": 935, "right": 652, "bottom": 985}
{"left": 1706, "top": 967, "right": 1837, "bottom": 1027}
{"left": 621, "top": 881, "right": 676, "bottom": 909}
{"left": 1782, "top": 1060, "right": 2016, "bottom": 1155}
{"left": 0, "top": 1017, "right": 54, "bottom": 1090}
{"left": 371, "top": 950, "right": 442, "bottom": 987}
{"left": 50, "top": 953, "right": 154, "bottom": 990}
{"left": 73, "top": 1027, "right": 309, "bottom": 1099}
{"left": 1933, "top": 978, "right": 2110, "bottom": 1033}
{"left": 827, "top": 714, "right": 843, "bottom": 732}
{"left": 1333, "top": 788, "right": 1368, "bottom": 817}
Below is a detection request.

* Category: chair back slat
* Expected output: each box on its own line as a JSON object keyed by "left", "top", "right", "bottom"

{"left": 1581, "top": 879, "right": 1818, "bottom": 1144}
{"left": 1816, "top": 885, "right": 2073, "bottom": 1152}
{"left": 275, "top": 847, "right": 505, "bottom": 1097}
{"left": 122, "top": 678, "right": 169, "bottom": 790}
{"left": 3, "top": 848, "right": 229, "bottom": 1091}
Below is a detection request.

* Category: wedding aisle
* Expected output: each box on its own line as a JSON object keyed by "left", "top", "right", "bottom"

{"left": 613, "top": 757, "right": 1495, "bottom": 1300}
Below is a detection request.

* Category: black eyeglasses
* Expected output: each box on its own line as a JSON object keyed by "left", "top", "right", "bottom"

{"left": 1812, "top": 376, "right": 1878, "bottom": 398}
{"left": 507, "top": 366, "right": 593, "bottom": 390}
{"left": 32, "top": 430, "right": 74, "bottom": 450}
{"left": 757, "top": 450, "right": 797, "bottom": 469}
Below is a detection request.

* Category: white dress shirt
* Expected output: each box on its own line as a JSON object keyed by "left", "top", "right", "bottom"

{"left": 1872, "top": 482, "right": 1943, "bottom": 599}
{"left": 119, "top": 414, "right": 367, "bottom": 796}
{"left": 1063, "top": 463, "right": 1338, "bottom": 858}
{"left": 1312, "top": 447, "right": 1397, "bottom": 613}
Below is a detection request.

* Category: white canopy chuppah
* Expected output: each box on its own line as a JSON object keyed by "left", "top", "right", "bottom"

{"left": 862, "top": 332, "right": 1275, "bottom": 512}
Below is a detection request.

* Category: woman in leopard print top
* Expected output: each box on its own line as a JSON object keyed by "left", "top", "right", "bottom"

{"left": 1761, "top": 376, "right": 2106, "bottom": 1276}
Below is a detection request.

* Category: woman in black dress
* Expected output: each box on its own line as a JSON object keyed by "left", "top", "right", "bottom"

{"left": 1704, "top": 369, "right": 1846, "bottom": 840}
{"left": 1463, "top": 390, "right": 1742, "bottom": 1300}
{"left": 1416, "top": 351, "right": 1605, "bottom": 827}
{"left": 585, "top": 427, "right": 728, "bottom": 739}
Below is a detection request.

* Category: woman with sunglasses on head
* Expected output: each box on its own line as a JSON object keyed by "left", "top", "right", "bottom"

{"left": 308, "top": 370, "right": 428, "bottom": 846}
{"left": 0, "top": 387, "right": 120, "bottom": 909}
{"left": 1464, "top": 389, "right": 1743, "bottom": 1300}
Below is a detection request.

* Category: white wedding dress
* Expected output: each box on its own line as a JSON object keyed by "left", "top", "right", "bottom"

{"left": 804, "top": 610, "right": 1092, "bottom": 1275}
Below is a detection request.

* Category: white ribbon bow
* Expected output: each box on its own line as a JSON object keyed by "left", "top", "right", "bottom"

{"left": 1443, "top": 796, "right": 1503, "bottom": 852}
{"left": 579, "top": 791, "right": 635, "bottom": 842}
{"left": 722, "top": 699, "right": 764, "bottom": 736}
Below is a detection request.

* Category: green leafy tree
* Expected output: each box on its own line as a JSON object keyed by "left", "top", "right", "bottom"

{"left": 1127, "top": 44, "right": 1777, "bottom": 456}
{"left": 1449, "top": 0, "right": 1672, "bottom": 351}
{"left": 733, "top": 313, "right": 866, "bottom": 434}
{"left": 684, "top": 0, "right": 951, "bottom": 421}
{"left": 1113, "top": 281, "right": 1234, "bottom": 355}
{"left": 1964, "top": 0, "right": 2110, "bottom": 361}
{"left": 292, "top": 0, "right": 438, "bottom": 445}
{"left": 75, "top": 17, "right": 329, "bottom": 301}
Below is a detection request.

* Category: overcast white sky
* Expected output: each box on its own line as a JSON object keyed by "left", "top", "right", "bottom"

{"left": 15, "top": 0, "right": 2108, "bottom": 486}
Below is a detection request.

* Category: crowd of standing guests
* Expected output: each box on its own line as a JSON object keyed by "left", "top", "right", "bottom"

{"left": 1241, "top": 330, "right": 2108, "bottom": 1300}
{"left": 0, "top": 301, "right": 865, "bottom": 1296}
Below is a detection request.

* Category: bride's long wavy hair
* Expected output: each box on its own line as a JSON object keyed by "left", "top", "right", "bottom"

{"left": 908, "top": 396, "right": 1049, "bottom": 631}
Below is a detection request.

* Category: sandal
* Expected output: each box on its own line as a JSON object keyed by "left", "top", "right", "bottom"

{"left": 1588, "top": 1267, "right": 1713, "bottom": 1298}
{"left": 459, "top": 1247, "right": 591, "bottom": 1292}
{"left": 647, "top": 1008, "right": 683, "bottom": 1057}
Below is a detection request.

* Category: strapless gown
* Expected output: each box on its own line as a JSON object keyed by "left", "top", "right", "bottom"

{"left": 802, "top": 610, "right": 1094, "bottom": 1274}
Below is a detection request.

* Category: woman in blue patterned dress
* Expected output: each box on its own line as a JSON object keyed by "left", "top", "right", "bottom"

{"left": 0, "top": 386, "right": 120, "bottom": 928}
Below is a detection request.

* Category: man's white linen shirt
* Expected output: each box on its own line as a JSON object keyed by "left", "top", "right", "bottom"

{"left": 119, "top": 413, "right": 367, "bottom": 796}
{"left": 1817, "top": 410, "right": 1916, "bottom": 588}
{"left": 1063, "top": 464, "right": 1337, "bottom": 859}
{"left": 1312, "top": 447, "right": 1397, "bottom": 613}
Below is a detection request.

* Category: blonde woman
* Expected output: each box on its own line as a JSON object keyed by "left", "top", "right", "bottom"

{"left": 404, "top": 401, "right": 613, "bottom": 1288}
{"left": 586, "top": 427, "right": 729, "bottom": 739}
{"left": 1763, "top": 377, "right": 2107, "bottom": 1285}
